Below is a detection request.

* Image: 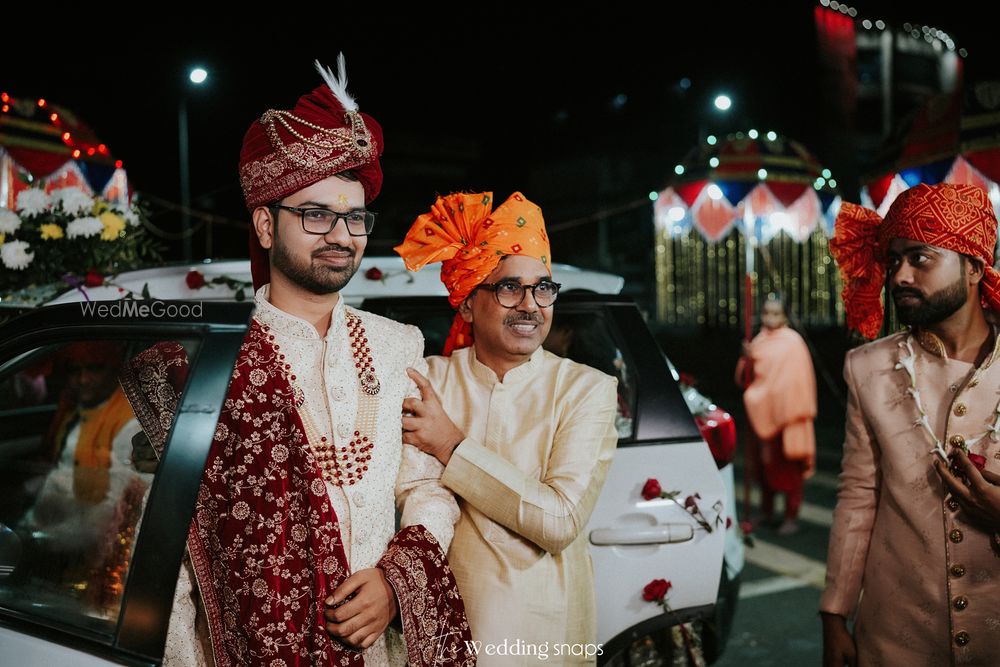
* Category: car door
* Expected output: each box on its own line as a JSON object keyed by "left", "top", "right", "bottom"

{"left": 577, "top": 302, "right": 726, "bottom": 661}
{"left": 0, "top": 301, "right": 252, "bottom": 665}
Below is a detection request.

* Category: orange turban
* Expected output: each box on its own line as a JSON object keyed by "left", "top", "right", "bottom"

{"left": 395, "top": 191, "right": 550, "bottom": 354}
{"left": 830, "top": 183, "right": 1000, "bottom": 339}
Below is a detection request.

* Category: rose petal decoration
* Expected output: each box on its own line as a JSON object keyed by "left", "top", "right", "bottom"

{"left": 186, "top": 269, "right": 206, "bottom": 289}
{"left": 642, "top": 578, "right": 672, "bottom": 602}
{"left": 365, "top": 266, "right": 384, "bottom": 281}
{"left": 969, "top": 453, "right": 987, "bottom": 471}
{"left": 84, "top": 270, "right": 104, "bottom": 287}
{"left": 641, "top": 478, "right": 662, "bottom": 501}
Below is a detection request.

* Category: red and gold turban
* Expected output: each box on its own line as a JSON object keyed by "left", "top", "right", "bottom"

{"left": 239, "top": 58, "right": 384, "bottom": 290}
{"left": 395, "top": 191, "right": 551, "bottom": 354}
{"left": 830, "top": 183, "right": 1000, "bottom": 338}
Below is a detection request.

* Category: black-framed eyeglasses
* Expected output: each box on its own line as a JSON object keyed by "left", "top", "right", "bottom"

{"left": 270, "top": 204, "right": 377, "bottom": 236}
{"left": 476, "top": 279, "right": 562, "bottom": 308}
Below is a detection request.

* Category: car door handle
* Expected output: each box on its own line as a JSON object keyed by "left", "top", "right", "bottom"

{"left": 589, "top": 523, "right": 694, "bottom": 546}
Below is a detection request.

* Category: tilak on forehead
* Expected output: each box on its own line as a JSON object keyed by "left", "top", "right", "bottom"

{"left": 395, "top": 191, "right": 551, "bottom": 355}
{"left": 238, "top": 55, "right": 384, "bottom": 290}
{"left": 830, "top": 183, "right": 1000, "bottom": 338}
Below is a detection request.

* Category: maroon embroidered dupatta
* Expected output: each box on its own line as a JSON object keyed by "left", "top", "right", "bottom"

{"left": 121, "top": 321, "right": 475, "bottom": 666}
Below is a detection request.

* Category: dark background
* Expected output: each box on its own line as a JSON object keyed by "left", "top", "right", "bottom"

{"left": 4, "top": 2, "right": 996, "bottom": 310}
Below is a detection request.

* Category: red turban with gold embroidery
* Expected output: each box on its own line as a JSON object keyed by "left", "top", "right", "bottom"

{"left": 394, "top": 191, "right": 551, "bottom": 355}
{"left": 239, "top": 58, "right": 384, "bottom": 290}
{"left": 830, "top": 183, "right": 1000, "bottom": 339}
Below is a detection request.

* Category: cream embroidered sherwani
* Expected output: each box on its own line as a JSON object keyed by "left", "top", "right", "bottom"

{"left": 164, "top": 287, "right": 459, "bottom": 667}
{"left": 426, "top": 346, "right": 618, "bottom": 665}
{"left": 821, "top": 330, "right": 1000, "bottom": 666}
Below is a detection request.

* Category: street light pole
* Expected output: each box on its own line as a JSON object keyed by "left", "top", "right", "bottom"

{"left": 179, "top": 67, "right": 207, "bottom": 262}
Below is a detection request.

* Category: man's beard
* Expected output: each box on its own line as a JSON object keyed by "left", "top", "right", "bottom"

{"left": 271, "top": 237, "right": 358, "bottom": 295}
{"left": 892, "top": 275, "right": 968, "bottom": 326}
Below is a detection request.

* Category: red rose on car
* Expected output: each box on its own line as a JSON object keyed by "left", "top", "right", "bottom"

{"left": 641, "top": 478, "right": 662, "bottom": 501}
{"left": 642, "top": 578, "right": 672, "bottom": 602}
{"left": 969, "top": 453, "right": 987, "bottom": 471}
{"left": 186, "top": 270, "right": 206, "bottom": 289}
{"left": 365, "top": 267, "right": 383, "bottom": 281}
{"left": 84, "top": 270, "right": 104, "bottom": 287}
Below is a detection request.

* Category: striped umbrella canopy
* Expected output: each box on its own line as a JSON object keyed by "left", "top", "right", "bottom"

{"left": 0, "top": 91, "right": 129, "bottom": 208}
{"left": 654, "top": 130, "right": 841, "bottom": 243}
{"left": 862, "top": 81, "right": 1000, "bottom": 215}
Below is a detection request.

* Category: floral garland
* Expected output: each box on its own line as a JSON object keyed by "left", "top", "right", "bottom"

{"left": 0, "top": 186, "right": 159, "bottom": 298}
{"left": 897, "top": 334, "right": 994, "bottom": 470}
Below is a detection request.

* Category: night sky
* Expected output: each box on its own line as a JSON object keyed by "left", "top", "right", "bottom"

{"left": 4, "top": 3, "right": 996, "bottom": 286}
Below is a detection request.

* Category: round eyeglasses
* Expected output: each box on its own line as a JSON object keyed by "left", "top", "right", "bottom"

{"left": 270, "top": 204, "right": 377, "bottom": 237}
{"left": 476, "top": 279, "right": 561, "bottom": 308}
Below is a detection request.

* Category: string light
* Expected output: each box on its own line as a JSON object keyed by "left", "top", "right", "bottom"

{"left": 115, "top": 160, "right": 123, "bottom": 168}
{"left": 49, "top": 112, "right": 58, "bottom": 122}
{"left": 62, "top": 132, "right": 71, "bottom": 141}
{"left": 37, "top": 98, "right": 46, "bottom": 107}
{"left": 72, "top": 149, "right": 81, "bottom": 158}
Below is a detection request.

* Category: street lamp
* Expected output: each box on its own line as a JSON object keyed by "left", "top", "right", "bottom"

{"left": 179, "top": 66, "right": 207, "bottom": 261}
{"left": 713, "top": 94, "right": 733, "bottom": 111}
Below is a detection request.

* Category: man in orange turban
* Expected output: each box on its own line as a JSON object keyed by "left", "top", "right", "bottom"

{"left": 823, "top": 183, "right": 1000, "bottom": 666}
{"left": 395, "top": 191, "right": 620, "bottom": 664}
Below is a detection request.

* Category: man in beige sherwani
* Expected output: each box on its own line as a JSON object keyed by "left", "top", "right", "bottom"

{"left": 394, "top": 191, "right": 619, "bottom": 665}
{"left": 823, "top": 183, "right": 1000, "bottom": 667}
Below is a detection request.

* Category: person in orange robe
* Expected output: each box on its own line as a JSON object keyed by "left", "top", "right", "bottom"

{"left": 735, "top": 294, "right": 816, "bottom": 535}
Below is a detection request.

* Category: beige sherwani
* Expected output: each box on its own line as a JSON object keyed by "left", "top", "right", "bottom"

{"left": 821, "top": 330, "right": 1000, "bottom": 666}
{"left": 426, "top": 346, "right": 618, "bottom": 665}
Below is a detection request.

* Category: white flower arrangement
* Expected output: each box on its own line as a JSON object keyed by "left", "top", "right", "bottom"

{"left": 1, "top": 240, "right": 34, "bottom": 270}
{"left": 1, "top": 186, "right": 158, "bottom": 298}
{"left": 0, "top": 209, "right": 22, "bottom": 235}
{"left": 52, "top": 187, "right": 95, "bottom": 216}
{"left": 15, "top": 189, "right": 51, "bottom": 217}
{"left": 66, "top": 216, "right": 105, "bottom": 239}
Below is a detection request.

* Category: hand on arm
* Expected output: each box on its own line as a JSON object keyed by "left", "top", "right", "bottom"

{"left": 401, "top": 368, "right": 465, "bottom": 466}
{"left": 324, "top": 568, "right": 398, "bottom": 650}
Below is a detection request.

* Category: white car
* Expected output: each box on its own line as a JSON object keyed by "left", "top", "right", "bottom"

{"left": 43, "top": 257, "right": 626, "bottom": 307}
{"left": 0, "top": 261, "right": 741, "bottom": 665}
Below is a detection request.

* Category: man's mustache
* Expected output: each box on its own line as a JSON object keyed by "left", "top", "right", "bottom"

{"left": 312, "top": 244, "right": 355, "bottom": 258}
{"left": 505, "top": 312, "right": 545, "bottom": 325}
{"left": 891, "top": 287, "right": 924, "bottom": 301}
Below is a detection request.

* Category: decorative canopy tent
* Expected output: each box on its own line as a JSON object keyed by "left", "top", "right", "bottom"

{"left": 653, "top": 130, "right": 844, "bottom": 329}
{"left": 862, "top": 81, "right": 1000, "bottom": 215}
{"left": 0, "top": 91, "right": 130, "bottom": 209}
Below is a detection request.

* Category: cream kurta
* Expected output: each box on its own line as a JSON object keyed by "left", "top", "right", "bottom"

{"left": 427, "top": 346, "right": 618, "bottom": 666}
{"left": 164, "top": 288, "right": 459, "bottom": 667}
{"left": 821, "top": 330, "right": 1000, "bottom": 666}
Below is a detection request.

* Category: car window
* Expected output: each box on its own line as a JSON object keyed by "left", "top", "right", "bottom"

{"left": 542, "top": 309, "right": 636, "bottom": 440}
{"left": 0, "top": 336, "right": 197, "bottom": 640}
